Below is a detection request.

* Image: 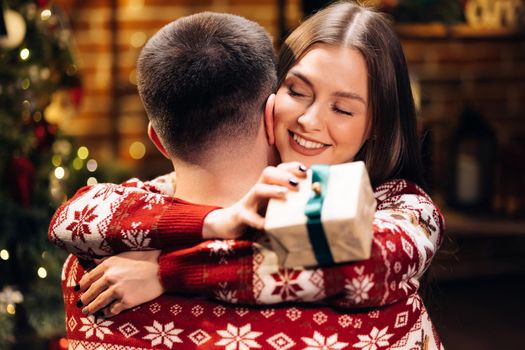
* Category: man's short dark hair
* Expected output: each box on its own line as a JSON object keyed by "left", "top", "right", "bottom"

{"left": 137, "top": 12, "right": 277, "bottom": 162}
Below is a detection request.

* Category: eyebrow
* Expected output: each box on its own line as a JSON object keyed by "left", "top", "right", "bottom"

{"left": 289, "top": 70, "right": 367, "bottom": 105}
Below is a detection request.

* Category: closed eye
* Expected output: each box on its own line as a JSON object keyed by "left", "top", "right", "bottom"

{"left": 331, "top": 104, "right": 353, "bottom": 117}
{"left": 287, "top": 84, "right": 310, "bottom": 98}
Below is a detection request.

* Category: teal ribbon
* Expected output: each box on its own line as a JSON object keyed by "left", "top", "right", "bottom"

{"left": 304, "top": 165, "right": 334, "bottom": 266}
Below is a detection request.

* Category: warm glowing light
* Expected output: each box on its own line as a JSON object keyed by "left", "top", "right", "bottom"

{"left": 6, "top": 304, "right": 15, "bottom": 315}
{"left": 66, "top": 65, "right": 77, "bottom": 76}
{"left": 38, "top": 267, "right": 47, "bottom": 278}
{"left": 21, "top": 78, "right": 30, "bottom": 90}
{"left": 41, "top": 9, "right": 52, "bottom": 20}
{"left": 0, "top": 249, "right": 9, "bottom": 260}
{"left": 33, "top": 111, "right": 42, "bottom": 122}
{"left": 129, "top": 141, "right": 146, "bottom": 159}
{"left": 42, "top": 251, "right": 47, "bottom": 259}
{"left": 52, "top": 155, "right": 62, "bottom": 167}
{"left": 72, "top": 157, "right": 83, "bottom": 170}
{"left": 20, "top": 48, "right": 30, "bottom": 60}
{"left": 128, "top": 69, "right": 137, "bottom": 85}
{"left": 58, "top": 338, "right": 69, "bottom": 350}
{"left": 53, "top": 140, "right": 72, "bottom": 155}
{"left": 77, "top": 146, "right": 89, "bottom": 159}
{"left": 130, "top": 32, "right": 147, "bottom": 48}
{"left": 86, "top": 159, "right": 98, "bottom": 172}
{"left": 54, "top": 167, "right": 65, "bottom": 179}
{"left": 87, "top": 177, "right": 98, "bottom": 186}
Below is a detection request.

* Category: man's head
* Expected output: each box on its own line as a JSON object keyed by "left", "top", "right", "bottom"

{"left": 137, "top": 12, "right": 277, "bottom": 163}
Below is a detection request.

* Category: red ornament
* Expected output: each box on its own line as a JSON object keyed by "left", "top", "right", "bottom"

{"left": 34, "top": 121, "right": 57, "bottom": 151}
{"left": 69, "top": 86, "right": 83, "bottom": 109}
{"left": 8, "top": 156, "right": 35, "bottom": 207}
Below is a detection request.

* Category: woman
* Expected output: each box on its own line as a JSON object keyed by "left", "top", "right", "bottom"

{"left": 52, "top": 2, "right": 444, "bottom": 349}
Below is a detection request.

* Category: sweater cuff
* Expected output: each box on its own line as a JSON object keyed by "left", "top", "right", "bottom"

{"left": 154, "top": 201, "right": 220, "bottom": 246}
{"left": 158, "top": 248, "right": 204, "bottom": 293}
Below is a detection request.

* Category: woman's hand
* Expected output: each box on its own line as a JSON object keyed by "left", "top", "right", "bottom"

{"left": 76, "top": 250, "right": 164, "bottom": 318}
{"left": 203, "top": 162, "right": 308, "bottom": 239}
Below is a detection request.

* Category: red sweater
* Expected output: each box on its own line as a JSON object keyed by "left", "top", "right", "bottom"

{"left": 50, "top": 174, "right": 445, "bottom": 349}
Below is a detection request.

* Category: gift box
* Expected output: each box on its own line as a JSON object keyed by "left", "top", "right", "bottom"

{"left": 264, "top": 161, "right": 376, "bottom": 268}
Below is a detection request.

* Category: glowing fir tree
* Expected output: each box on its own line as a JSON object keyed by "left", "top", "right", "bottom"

{"left": 0, "top": 0, "right": 109, "bottom": 347}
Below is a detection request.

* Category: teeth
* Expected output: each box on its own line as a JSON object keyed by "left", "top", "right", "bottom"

{"left": 292, "top": 133, "right": 325, "bottom": 149}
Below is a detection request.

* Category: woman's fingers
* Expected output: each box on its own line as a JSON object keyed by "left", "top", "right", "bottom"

{"left": 77, "top": 263, "right": 106, "bottom": 292}
{"left": 103, "top": 301, "right": 126, "bottom": 318}
{"left": 244, "top": 183, "right": 288, "bottom": 209}
{"left": 252, "top": 183, "right": 289, "bottom": 198}
{"left": 78, "top": 274, "right": 111, "bottom": 308}
{"left": 81, "top": 287, "right": 117, "bottom": 315}
{"left": 259, "top": 165, "right": 306, "bottom": 190}
{"left": 276, "top": 161, "right": 308, "bottom": 178}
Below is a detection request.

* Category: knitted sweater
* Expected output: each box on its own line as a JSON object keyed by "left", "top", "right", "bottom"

{"left": 50, "top": 174, "right": 445, "bottom": 350}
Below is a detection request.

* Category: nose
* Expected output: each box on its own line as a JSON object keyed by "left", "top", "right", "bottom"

{"left": 297, "top": 105, "right": 323, "bottom": 131}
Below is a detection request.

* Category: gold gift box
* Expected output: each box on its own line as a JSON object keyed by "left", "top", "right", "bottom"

{"left": 264, "top": 161, "right": 376, "bottom": 268}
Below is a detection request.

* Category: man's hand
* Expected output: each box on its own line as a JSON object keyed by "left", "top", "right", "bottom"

{"left": 76, "top": 250, "right": 164, "bottom": 318}
{"left": 203, "top": 162, "right": 307, "bottom": 239}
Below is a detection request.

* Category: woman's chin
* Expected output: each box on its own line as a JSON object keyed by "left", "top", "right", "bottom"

{"left": 280, "top": 153, "right": 324, "bottom": 167}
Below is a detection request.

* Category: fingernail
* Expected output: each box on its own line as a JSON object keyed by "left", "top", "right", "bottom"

{"left": 74, "top": 284, "right": 80, "bottom": 292}
{"left": 82, "top": 307, "right": 89, "bottom": 315}
{"left": 289, "top": 178, "right": 299, "bottom": 186}
{"left": 76, "top": 299, "right": 83, "bottom": 308}
{"left": 298, "top": 165, "right": 307, "bottom": 172}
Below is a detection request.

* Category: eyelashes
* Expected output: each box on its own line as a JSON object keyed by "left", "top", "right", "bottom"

{"left": 287, "top": 84, "right": 308, "bottom": 98}
{"left": 285, "top": 84, "right": 355, "bottom": 117}
{"left": 331, "top": 104, "right": 354, "bottom": 117}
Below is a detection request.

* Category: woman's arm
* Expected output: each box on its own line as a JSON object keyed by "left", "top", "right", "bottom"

{"left": 159, "top": 179, "right": 443, "bottom": 308}
{"left": 48, "top": 173, "right": 219, "bottom": 260}
{"left": 49, "top": 164, "right": 305, "bottom": 261}
{"left": 77, "top": 179, "right": 444, "bottom": 317}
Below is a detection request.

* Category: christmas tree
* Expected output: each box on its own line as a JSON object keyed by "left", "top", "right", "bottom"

{"left": 0, "top": 1, "right": 123, "bottom": 348}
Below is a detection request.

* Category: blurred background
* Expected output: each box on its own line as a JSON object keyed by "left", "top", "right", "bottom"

{"left": 0, "top": 0, "right": 524, "bottom": 349}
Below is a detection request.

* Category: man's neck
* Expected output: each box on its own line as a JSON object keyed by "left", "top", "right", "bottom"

{"left": 171, "top": 132, "right": 277, "bottom": 207}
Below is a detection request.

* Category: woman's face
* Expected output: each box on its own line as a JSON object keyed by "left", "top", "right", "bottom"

{"left": 273, "top": 44, "right": 370, "bottom": 167}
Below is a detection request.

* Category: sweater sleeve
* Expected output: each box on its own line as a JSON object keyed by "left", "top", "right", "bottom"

{"left": 157, "top": 179, "right": 445, "bottom": 307}
{"left": 48, "top": 173, "right": 219, "bottom": 261}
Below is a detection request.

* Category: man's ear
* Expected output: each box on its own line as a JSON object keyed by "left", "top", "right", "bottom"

{"left": 147, "top": 122, "right": 170, "bottom": 159}
{"left": 264, "top": 93, "right": 276, "bottom": 145}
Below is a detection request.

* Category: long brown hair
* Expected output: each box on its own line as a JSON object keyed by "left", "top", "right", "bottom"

{"left": 278, "top": 1, "right": 425, "bottom": 189}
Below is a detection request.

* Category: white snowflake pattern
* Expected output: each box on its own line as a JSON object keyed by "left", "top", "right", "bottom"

{"left": 353, "top": 326, "right": 393, "bottom": 350}
{"left": 399, "top": 265, "right": 419, "bottom": 294}
{"left": 207, "top": 240, "right": 235, "bottom": 255}
{"left": 121, "top": 222, "right": 151, "bottom": 249}
{"left": 215, "top": 283, "right": 238, "bottom": 303}
{"left": 301, "top": 331, "right": 348, "bottom": 350}
{"left": 140, "top": 193, "right": 166, "bottom": 210}
{"left": 401, "top": 237, "right": 414, "bottom": 259}
{"left": 406, "top": 294, "right": 422, "bottom": 312}
{"left": 66, "top": 257, "right": 79, "bottom": 287}
{"left": 142, "top": 321, "right": 183, "bottom": 349}
{"left": 344, "top": 274, "right": 374, "bottom": 303}
{"left": 215, "top": 323, "right": 262, "bottom": 350}
{"left": 78, "top": 315, "right": 113, "bottom": 340}
{"left": 373, "top": 215, "right": 402, "bottom": 234}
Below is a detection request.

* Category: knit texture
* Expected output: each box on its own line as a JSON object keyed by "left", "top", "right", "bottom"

{"left": 51, "top": 174, "right": 446, "bottom": 349}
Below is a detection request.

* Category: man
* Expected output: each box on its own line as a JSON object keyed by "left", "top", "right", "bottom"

{"left": 52, "top": 12, "right": 286, "bottom": 349}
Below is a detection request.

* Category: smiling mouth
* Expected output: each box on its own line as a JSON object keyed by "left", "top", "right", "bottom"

{"left": 288, "top": 131, "right": 330, "bottom": 156}
{"left": 291, "top": 132, "right": 326, "bottom": 149}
